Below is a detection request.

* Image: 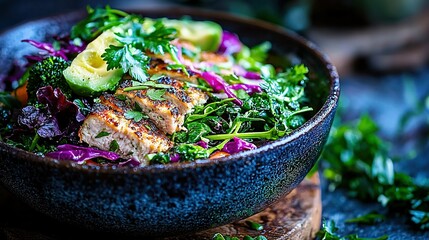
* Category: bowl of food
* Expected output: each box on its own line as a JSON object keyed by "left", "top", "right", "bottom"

{"left": 0, "top": 6, "right": 339, "bottom": 237}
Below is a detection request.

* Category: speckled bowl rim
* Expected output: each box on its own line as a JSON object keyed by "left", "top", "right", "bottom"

{"left": 0, "top": 6, "right": 340, "bottom": 175}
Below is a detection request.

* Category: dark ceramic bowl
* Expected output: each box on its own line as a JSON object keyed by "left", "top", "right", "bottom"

{"left": 0, "top": 7, "right": 339, "bottom": 237}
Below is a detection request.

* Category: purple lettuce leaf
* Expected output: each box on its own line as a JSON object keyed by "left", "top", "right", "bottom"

{"left": 17, "top": 105, "right": 62, "bottom": 138}
{"left": 222, "top": 137, "right": 257, "bottom": 154}
{"left": 36, "top": 86, "right": 85, "bottom": 123}
{"left": 16, "top": 86, "right": 85, "bottom": 140}
{"left": 46, "top": 144, "right": 121, "bottom": 164}
{"left": 218, "top": 31, "right": 242, "bottom": 55}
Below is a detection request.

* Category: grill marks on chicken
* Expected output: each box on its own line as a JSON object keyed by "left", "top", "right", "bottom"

{"left": 79, "top": 94, "right": 173, "bottom": 165}
{"left": 78, "top": 60, "right": 209, "bottom": 163}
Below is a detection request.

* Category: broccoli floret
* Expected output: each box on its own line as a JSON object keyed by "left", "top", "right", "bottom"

{"left": 27, "top": 56, "right": 73, "bottom": 103}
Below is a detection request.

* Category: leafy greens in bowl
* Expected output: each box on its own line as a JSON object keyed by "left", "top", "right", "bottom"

{"left": 0, "top": 6, "right": 339, "bottom": 236}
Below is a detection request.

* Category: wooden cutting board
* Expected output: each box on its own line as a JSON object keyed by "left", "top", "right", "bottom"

{"left": 170, "top": 173, "right": 322, "bottom": 240}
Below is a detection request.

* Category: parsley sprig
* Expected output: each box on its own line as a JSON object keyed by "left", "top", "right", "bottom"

{"left": 316, "top": 219, "right": 388, "bottom": 240}
{"left": 101, "top": 21, "right": 187, "bottom": 82}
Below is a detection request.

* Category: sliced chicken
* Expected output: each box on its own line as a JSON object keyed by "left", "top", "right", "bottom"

{"left": 79, "top": 94, "right": 173, "bottom": 165}
{"left": 116, "top": 79, "right": 208, "bottom": 134}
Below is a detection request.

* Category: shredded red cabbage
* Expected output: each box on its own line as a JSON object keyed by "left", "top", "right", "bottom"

{"left": 196, "top": 140, "right": 208, "bottom": 149}
{"left": 230, "top": 84, "right": 262, "bottom": 94}
{"left": 46, "top": 144, "right": 121, "bottom": 164}
{"left": 218, "top": 31, "right": 242, "bottom": 55}
{"left": 170, "top": 153, "right": 181, "bottom": 163}
{"left": 222, "top": 137, "right": 257, "bottom": 154}
{"left": 22, "top": 36, "right": 85, "bottom": 62}
{"left": 233, "top": 65, "right": 261, "bottom": 80}
{"left": 200, "top": 71, "right": 242, "bottom": 105}
{"left": 118, "top": 157, "right": 141, "bottom": 167}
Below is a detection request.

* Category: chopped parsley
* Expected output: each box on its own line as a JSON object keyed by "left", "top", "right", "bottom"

{"left": 109, "top": 139, "right": 119, "bottom": 152}
{"left": 95, "top": 131, "right": 110, "bottom": 138}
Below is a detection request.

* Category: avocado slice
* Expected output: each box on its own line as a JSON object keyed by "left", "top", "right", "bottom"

{"left": 63, "top": 30, "right": 123, "bottom": 97}
{"left": 149, "top": 18, "right": 222, "bottom": 52}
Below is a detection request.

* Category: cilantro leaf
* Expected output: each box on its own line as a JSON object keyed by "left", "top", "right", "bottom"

{"left": 102, "top": 44, "right": 149, "bottom": 81}
{"left": 124, "top": 110, "right": 146, "bottom": 122}
{"left": 147, "top": 89, "right": 166, "bottom": 101}
{"left": 101, "top": 20, "right": 187, "bottom": 82}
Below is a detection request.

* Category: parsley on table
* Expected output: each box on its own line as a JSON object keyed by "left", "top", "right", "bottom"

{"left": 322, "top": 114, "right": 429, "bottom": 230}
{"left": 316, "top": 219, "right": 388, "bottom": 240}
{"left": 345, "top": 212, "right": 385, "bottom": 225}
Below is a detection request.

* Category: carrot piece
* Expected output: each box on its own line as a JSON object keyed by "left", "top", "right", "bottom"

{"left": 12, "top": 82, "right": 28, "bottom": 106}
{"left": 209, "top": 151, "right": 230, "bottom": 159}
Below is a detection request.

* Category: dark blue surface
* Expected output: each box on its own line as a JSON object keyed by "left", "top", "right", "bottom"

{"left": 321, "top": 67, "right": 429, "bottom": 240}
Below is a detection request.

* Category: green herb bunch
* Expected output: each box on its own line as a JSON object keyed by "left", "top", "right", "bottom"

{"left": 321, "top": 114, "right": 429, "bottom": 230}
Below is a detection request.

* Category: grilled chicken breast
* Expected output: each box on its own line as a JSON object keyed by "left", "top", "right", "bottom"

{"left": 79, "top": 94, "right": 173, "bottom": 165}
{"left": 116, "top": 78, "right": 207, "bottom": 134}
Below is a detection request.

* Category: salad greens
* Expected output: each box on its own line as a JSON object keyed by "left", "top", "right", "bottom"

{"left": 0, "top": 6, "right": 314, "bottom": 166}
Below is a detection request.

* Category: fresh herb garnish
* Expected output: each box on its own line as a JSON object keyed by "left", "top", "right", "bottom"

{"left": 124, "top": 110, "right": 147, "bottom": 122}
{"left": 95, "top": 131, "right": 110, "bottom": 138}
{"left": 71, "top": 5, "right": 129, "bottom": 41}
{"left": 109, "top": 139, "right": 119, "bottom": 152}
{"left": 316, "top": 219, "right": 388, "bottom": 240}
{"left": 123, "top": 81, "right": 171, "bottom": 92}
{"left": 345, "top": 212, "right": 386, "bottom": 225}
{"left": 322, "top": 114, "right": 429, "bottom": 230}
{"left": 101, "top": 20, "right": 187, "bottom": 82}
{"left": 146, "top": 89, "right": 166, "bottom": 101}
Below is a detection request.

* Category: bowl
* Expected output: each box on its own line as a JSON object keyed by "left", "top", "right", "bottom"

{"left": 0, "top": 7, "right": 339, "bottom": 237}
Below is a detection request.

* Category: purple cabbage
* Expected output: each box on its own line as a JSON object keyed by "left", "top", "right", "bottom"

{"left": 233, "top": 65, "right": 261, "bottom": 80}
{"left": 231, "top": 84, "right": 262, "bottom": 95}
{"left": 200, "top": 71, "right": 242, "bottom": 105}
{"left": 46, "top": 144, "right": 121, "bottom": 164}
{"left": 218, "top": 31, "right": 242, "bottom": 55}
{"left": 222, "top": 137, "right": 257, "bottom": 154}
{"left": 196, "top": 140, "right": 208, "bottom": 149}
{"left": 118, "top": 157, "right": 141, "bottom": 167}
{"left": 170, "top": 153, "right": 181, "bottom": 163}
{"left": 22, "top": 36, "right": 85, "bottom": 62}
